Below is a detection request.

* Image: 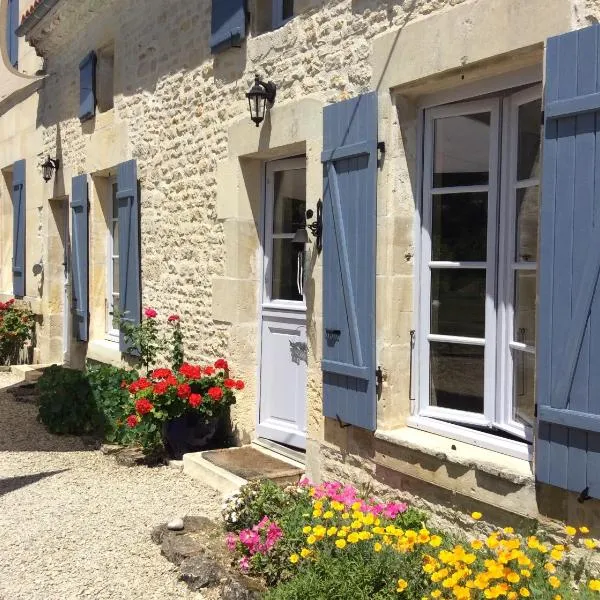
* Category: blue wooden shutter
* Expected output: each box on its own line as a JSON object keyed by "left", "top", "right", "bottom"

{"left": 210, "top": 0, "right": 246, "bottom": 54}
{"left": 117, "top": 160, "right": 141, "bottom": 353}
{"left": 6, "top": 0, "right": 18, "bottom": 67}
{"left": 12, "top": 159, "right": 25, "bottom": 298}
{"left": 321, "top": 92, "right": 378, "bottom": 430}
{"left": 537, "top": 24, "right": 600, "bottom": 498}
{"left": 79, "top": 52, "right": 97, "bottom": 122}
{"left": 71, "top": 175, "right": 89, "bottom": 342}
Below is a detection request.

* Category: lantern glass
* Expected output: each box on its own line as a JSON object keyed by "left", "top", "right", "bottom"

{"left": 42, "top": 160, "right": 53, "bottom": 182}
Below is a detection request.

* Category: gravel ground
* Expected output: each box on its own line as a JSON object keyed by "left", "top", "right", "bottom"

{"left": 0, "top": 372, "right": 222, "bottom": 600}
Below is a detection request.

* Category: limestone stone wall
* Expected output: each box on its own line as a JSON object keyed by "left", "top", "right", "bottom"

{"left": 5, "top": 0, "right": 600, "bottom": 526}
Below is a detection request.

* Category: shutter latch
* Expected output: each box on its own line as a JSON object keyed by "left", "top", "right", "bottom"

{"left": 376, "top": 366, "right": 383, "bottom": 396}
{"left": 578, "top": 487, "right": 592, "bottom": 504}
{"left": 377, "top": 141, "right": 386, "bottom": 168}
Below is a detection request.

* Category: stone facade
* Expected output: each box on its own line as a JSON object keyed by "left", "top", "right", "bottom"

{"left": 3, "top": 0, "right": 600, "bottom": 530}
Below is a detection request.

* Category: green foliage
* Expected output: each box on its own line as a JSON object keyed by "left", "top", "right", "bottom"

{"left": 116, "top": 308, "right": 162, "bottom": 374}
{"left": 85, "top": 363, "right": 139, "bottom": 444}
{"left": 0, "top": 299, "right": 34, "bottom": 365}
{"left": 37, "top": 365, "right": 102, "bottom": 435}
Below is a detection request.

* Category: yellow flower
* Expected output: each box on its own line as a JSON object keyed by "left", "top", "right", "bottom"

{"left": 323, "top": 510, "right": 334, "bottom": 519}
{"left": 374, "top": 542, "right": 382, "bottom": 552}
{"left": 519, "top": 588, "right": 530, "bottom": 597}
{"left": 342, "top": 512, "right": 350, "bottom": 520}
{"left": 585, "top": 538, "right": 598, "bottom": 549}
{"left": 548, "top": 576, "right": 561, "bottom": 589}
{"left": 580, "top": 526, "right": 590, "bottom": 534}
{"left": 520, "top": 569, "right": 531, "bottom": 578}
{"left": 429, "top": 535, "right": 443, "bottom": 547}
{"left": 431, "top": 591, "right": 442, "bottom": 599}
{"left": 396, "top": 579, "right": 408, "bottom": 593}
{"left": 550, "top": 549, "right": 564, "bottom": 561}
{"left": 306, "top": 535, "right": 317, "bottom": 545}
{"left": 289, "top": 554, "right": 299, "bottom": 564}
{"left": 327, "top": 526, "right": 338, "bottom": 537}
{"left": 504, "top": 527, "right": 515, "bottom": 534}
{"left": 554, "top": 596, "right": 562, "bottom": 600}
{"left": 545, "top": 563, "right": 557, "bottom": 574}
{"left": 471, "top": 539, "right": 483, "bottom": 550}
{"left": 331, "top": 501, "right": 344, "bottom": 511}
{"left": 314, "top": 500, "right": 323, "bottom": 511}
{"left": 335, "top": 539, "right": 347, "bottom": 549}
{"left": 589, "top": 579, "right": 600, "bottom": 591}
{"left": 507, "top": 572, "right": 520, "bottom": 584}
{"left": 472, "top": 512, "right": 483, "bottom": 520}
{"left": 312, "top": 509, "right": 322, "bottom": 518}
{"left": 300, "top": 548, "right": 312, "bottom": 558}
{"left": 347, "top": 532, "right": 360, "bottom": 544}
{"left": 302, "top": 525, "right": 312, "bottom": 534}
{"left": 565, "top": 526, "right": 577, "bottom": 536}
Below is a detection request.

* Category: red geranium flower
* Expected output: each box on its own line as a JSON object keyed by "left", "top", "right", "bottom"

{"left": 135, "top": 398, "right": 154, "bottom": 415}
{"left": 214, "top": 358, "right": 228, "bottom": 370}
{"left": 189, "top": 393, "right": 202, "bottom": 408}
{"left": 179, "top": 363, "right": 202, "bottom": 379}
{"left": 235, "top": 380, "right": 245, "bottom": 390}
{"left": 224, "top": 378, "right": 236, "bottom": 389}
{"left": 204, "top": 366, "right": 215, "bottom": 376}
{"left": 168, "top": 314, "right": 180, "bottom": 322}
{"left": 126, "top": 415, "right": 139, "bottom": 428}
{"left": 128, "top": 378, "right": 152, "bottom": 394}
{"left": 177, "top": 383, "right": 191, "bottom": 399}
{"left": 165, "top": 375, "right": 178, "bottom": 387}
{"left": 208, "top": 386, "right": 223, "bottom": 401}
{"left": 151, "top": 368, "right": 172, "bottom": 380}
{"left": 144, "top": 307, "right": 157, "bottom": 318}
{"left": 153, "top": 381, "right": 169, "bottom": 395}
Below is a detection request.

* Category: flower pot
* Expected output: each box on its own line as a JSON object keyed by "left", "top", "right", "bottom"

{"left": 161, "top": 411, "right": 221, "bottom": 458}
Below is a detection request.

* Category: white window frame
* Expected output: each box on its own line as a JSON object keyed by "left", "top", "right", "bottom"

{"left": 272, "top": 0, "right": 293, "bottom": 29}
{"left": 409, "top": 74, "right": 542, "bottom": 461}
{"left": 106, "top": 177, "right": 119, "bottom": 342}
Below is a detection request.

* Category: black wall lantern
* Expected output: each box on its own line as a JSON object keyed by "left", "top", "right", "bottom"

{"left": 292, "top": 200, "right": 323, "bottom": 253}
{"left": 246, "top": 74, "right": 276, "bottom": 127}
{"left": 41, "top": 157, "right": 60, "bottom": 182}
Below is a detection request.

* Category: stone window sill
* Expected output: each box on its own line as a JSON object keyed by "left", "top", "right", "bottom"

{"left": 87, "top": 338, "right": 123, "bottom": 367}
{"left": 374, "top": 426, "right": 534, "bottom": 487}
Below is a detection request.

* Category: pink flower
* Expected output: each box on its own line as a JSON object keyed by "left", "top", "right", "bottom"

{"left": 238, "top": 556, "right": 250, "bottom": 573}
{"left": 144, "top": 307, "right": 157, "bottom": 318}
{"left": 226, "top": 533, "right": 237, "bottom": 551}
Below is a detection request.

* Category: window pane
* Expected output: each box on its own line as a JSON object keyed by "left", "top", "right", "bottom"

{"left": 112, "top": 183, "right": 118, "bottom": 217}
{"left": 513, "top": 350, "right": 535, "bottom": 427}
{"left": 432, "top": 192, "right": 487, "bottom": 261}
{"left": 111, "top": 294, "right": 120, "bottom": 330}
{"left": 514, "top": 271, "right": 536, "bottom": 346}
{"left": 113, "top": 258, "right": 120, "bottom": 295}
{"left": 517, "top": 99, "right": 542, "bottom": 181}
{"left": 430, "top": 342, "right": 484, "bottom": 414}
{"left": 433, "top": 113, "right": 490, "bottom": 187}
{"left": 431, "top": 269, "right": 486, "bottom": 338}
{"left": 112, "top": 220, "right": 119, "bottom": 255}
{"left": 282, "top": 0, "right": 294, "bottom": 19}
{"left": 516, "top": 186, "right": 538, "bottom": 262}
{"left": 272, "top": 238, "right": 302, "bottom": 301}
{"left": 273, "top": 169, "right": 306, "bottom": 234}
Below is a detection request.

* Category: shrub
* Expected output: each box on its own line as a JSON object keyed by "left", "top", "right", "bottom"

{"left": 0, "top": 298, "right": 34, "bottom": 365}
{"left": 37, "top": 365, "right": 102, "bottom": 435}
{"left": 85, "top": 363, "right": 139, "bottom": 445}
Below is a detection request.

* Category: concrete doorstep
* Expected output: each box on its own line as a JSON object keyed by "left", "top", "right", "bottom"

{"left": 183, "top": 444, "right": 304, "bottom": 496}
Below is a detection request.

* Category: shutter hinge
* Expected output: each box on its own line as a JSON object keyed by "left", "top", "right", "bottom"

{"left": 578, "top": 487, "right": 592, "bottom": 503}
{"left": 541, "top": 110, "right": 545, "bottom": 125}
{"left": 534, "top": 403, "right": 538, "bottom": 418}
{"left": 377, "top": 141, "right": 386, "bottom": 168}
{"left": 336, "top": 414, "right": 351, "bottom": 429}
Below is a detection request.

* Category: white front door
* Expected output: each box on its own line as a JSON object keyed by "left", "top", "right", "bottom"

{"left": 257, "top": 158, "right": 307, "bottom": 449}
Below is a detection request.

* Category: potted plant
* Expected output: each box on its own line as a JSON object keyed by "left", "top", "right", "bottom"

{"left": 123, "top": 359, "right": 244, "bottom": 457}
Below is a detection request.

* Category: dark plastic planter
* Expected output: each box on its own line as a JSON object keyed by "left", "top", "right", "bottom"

{"left": 162, "top": 412, "right": 221, "bottom": 459}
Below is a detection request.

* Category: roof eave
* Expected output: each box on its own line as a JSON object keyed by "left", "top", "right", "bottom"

{"left": 16, "top": 0, "right": 61, "bottom": 37}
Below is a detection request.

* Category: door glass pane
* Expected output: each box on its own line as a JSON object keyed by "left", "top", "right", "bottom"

{"left": 516, "top": 187, "right": 538, "bottom": 262}
{"left": 432, "top": 192, "right": 487, "bottom": 261}
{"left": 513, "top": 350, "right": 535, "bottom": 426}
{"left": 111, "top": 294, "right": 120, "bottom": 330}
{"left": 112, "top": 220, "right": 119, "bottom": 255}
{"left": 272, "top": 238, "right": 302, "bottom": 301}
{"left": 431, "top": 269, "right": 486, "bottom": 338}
{"left": 282, "top": 0, "right": 294, "bottom": 19}
{"left": 517, "top": 99, "right": 542, "bottom": 181}
{"left": 433, "top": 113, "right": 490, "bottom": 187}
{"left": 273, "top": 169, "right": 306, "bottom": 234}
{"left": 430, "top": 342, "right": 484, "bottom": 413}
{"left": 113, "top": 258, "right": 120, "bottom": 295}
{"left": 514, "top": 271, "right": 536, "bottom": 346}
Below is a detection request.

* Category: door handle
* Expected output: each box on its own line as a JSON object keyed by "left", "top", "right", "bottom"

{"left": 325, "top": 329, "right": 341, "bottom": 336}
